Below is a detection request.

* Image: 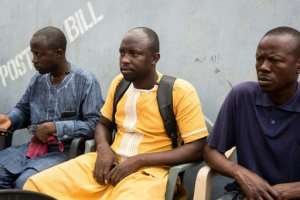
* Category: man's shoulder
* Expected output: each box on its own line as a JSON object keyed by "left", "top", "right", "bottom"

{"left": 109, "top": 74, "right": 125, "bottom": 89}
{"left": 172, "top": 77, "right": 196, "bottom": 94}
{"left": 223, "top": 81, "right": 261, "bottom": 107}
{"left": 231, "top": 81, "right": 260, "bottom": 96}
{"left": 29, "top": 73, "right": 47, "bottom": 85}
{"left": 71, "top": 65, "right": 98, "bottom": 83}
{"left": 112, "top": 74, "right": 124, "bottom": 84}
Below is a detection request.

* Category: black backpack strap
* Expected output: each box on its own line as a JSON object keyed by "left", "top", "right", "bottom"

{"left": 112, "top": 78, "right": 131, "bottom": 129}
{"left": 157, "top": 75, "right": 178, "bottom": 148}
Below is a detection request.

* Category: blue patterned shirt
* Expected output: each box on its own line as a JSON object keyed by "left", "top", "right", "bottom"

{"left": 7, "top": 65, "right": 103, "bottom": 141}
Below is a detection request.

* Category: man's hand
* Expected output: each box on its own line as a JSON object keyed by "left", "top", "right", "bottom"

{"left": 34, "top": 122, "right": 56, "bottom": 143}
{"left": 107, "top": 155, "right": 143, "bottom": 186}
{"left": 93, "top": 144, "right": 117, "bottom": 185}
{"left": 233, "top": 165, "right": 279, "bottom": 200}
{"left": 31, "top": 135, "right": 44, "bottom": 144}
{"left": 0, "top": 114, "right": 12, "bottom": 135}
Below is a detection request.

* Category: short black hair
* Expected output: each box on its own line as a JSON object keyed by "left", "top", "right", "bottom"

{"left": 33, "top": 26, "right": 67, "bottom": 51}
{"left": 130, "top": 27, "right": 160, "bottom": 53}
{"left": 263, "top": 26, "right": 300, "bottom": 55}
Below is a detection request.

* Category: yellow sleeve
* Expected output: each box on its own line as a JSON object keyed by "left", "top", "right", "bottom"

{"left": 173, "top": 79, "right": 208, "bottom": 143}
{"left": 100, "top": 74, "right": 124, "bottom": 121}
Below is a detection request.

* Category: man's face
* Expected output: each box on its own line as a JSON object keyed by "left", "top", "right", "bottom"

{"left": 30, "top": 35, "right": 58, "bottom": 74}
{"left": 119, "top": 31, "right": 158, "bottom": 82}
{"left": 256, "top": 34, "right": 300, "bottom": 93}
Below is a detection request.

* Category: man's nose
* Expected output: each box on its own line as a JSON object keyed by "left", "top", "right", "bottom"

{"left": 32, "top": 55, "right": 38, "bottom": 64}
{"left": 259, "top": 59, "right": 271, "bottom": 72}
{"left": 121, "top": 54, "right": 130, "bottom": 64}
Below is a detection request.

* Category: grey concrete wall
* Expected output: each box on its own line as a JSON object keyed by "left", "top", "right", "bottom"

{"left": 0, "top": 0, "right": 300, "bottom": 144}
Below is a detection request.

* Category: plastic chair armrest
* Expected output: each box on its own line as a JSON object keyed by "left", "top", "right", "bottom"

{"left": 165, "top": 161, "right": 201, "bottom": 200}
{"left": 84, "top": 139, "right": 96, "bottom": 153}
{"left": 68, "top": 137, "right": 86, "bottom": 159}
{"left": 193, "top": 147, "right": 236, "bottom": 200}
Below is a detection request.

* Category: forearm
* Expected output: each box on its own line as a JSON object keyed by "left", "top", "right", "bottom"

{"left": 95, "top": 122, "right": 113, "bottom": 152}
{"left": 283, "top": 182, "right": 300, "bottom": 199}
{"left": 137, "top": 138, "right": 206, "bottom": 168}
{"left": 273, "top": 182, "right": 300, "bottom": 199}
{"left": 203, "top": 144, "right": 243, "bottom": 180}
{"left": 7, "top": 108, "right": 29, "bottom": 130}
{"left": 55, "top": 114, "right": 99, "bottom": 140}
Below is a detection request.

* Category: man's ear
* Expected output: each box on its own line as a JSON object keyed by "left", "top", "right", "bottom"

{"left": 55, "top": 48, "right": 64, "bottom": 57}
{"left": 152, "top": 52, "right": 160, "bottom": 65}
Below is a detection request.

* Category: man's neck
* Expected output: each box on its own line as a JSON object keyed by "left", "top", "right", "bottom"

{"left": 132, "top": 72, "right": 158, "bottom": 90}
{"left": 269, "top": 82, "right": 298, "bottom": 105}
{"left": 50, "top": 60, "right": 70, "bottom": 85}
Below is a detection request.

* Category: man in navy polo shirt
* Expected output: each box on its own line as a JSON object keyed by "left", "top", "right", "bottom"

{"left": 204, "top": 26, "right": 300, "bottom": 200}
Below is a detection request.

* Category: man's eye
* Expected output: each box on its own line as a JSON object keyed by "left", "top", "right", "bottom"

{"left": 119, "top": 51, "right": 125, "bottom": 56}
{"left": 269, "top": 58, "right": 280, "bottom": 63}
{"left": 34, "top": 52, "right": 41, "bottom": 57}
{"left": 131, "top": 52, "right": 139, "bottom": 57}
{"left": 256, "top": 57, "right": 263, "bottom": 62}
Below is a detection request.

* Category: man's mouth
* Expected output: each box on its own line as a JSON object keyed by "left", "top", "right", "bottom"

{"left": 257, "top": 73, "right": 272, "bottom": 82}
{"left": 257, "top": 76, "right": 273, "bottom": 88}
{"left": 120, "top": 67, "right": 133, "bottom": 73}
{"left": 34, "top": 65, "right": 41, "bottom": 70}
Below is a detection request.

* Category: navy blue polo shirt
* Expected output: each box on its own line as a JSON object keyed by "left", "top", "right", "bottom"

{"left": 208, "top": 81, "right": 300, "bottom": 185}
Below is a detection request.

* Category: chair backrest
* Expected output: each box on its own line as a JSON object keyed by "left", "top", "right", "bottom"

{"left": 0, "top": 189, "right": 56, "bottom": 200}
{"left": 204, "top": 116, "right": 213, "bottom": 134}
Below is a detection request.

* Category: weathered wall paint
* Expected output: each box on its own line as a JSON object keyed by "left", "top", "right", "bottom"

{"left": 0, "top": 0, "right": 299, "bottom": 144}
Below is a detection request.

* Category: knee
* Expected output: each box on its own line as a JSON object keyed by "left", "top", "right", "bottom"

{"left": 15, "top": 169, "right": 38, "bottom": 189}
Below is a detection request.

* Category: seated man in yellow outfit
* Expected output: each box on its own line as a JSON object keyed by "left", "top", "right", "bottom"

{"left": 23, "top": 27, "right": 208, "bottom": 200}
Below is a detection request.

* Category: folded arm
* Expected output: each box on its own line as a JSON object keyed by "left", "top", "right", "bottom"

{"left": 272, "top": 182, "right": 300, "bottom": 199}
{"left": 106, "top": 138, "right": 206, "bottom": 185}
{"left": 203, "top": 144, "right": 281, "bottom": 200}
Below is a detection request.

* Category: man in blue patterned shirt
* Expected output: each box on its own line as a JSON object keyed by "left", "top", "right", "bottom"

{"left": 0, "top": 26, "right": 103, "bottom": 188}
